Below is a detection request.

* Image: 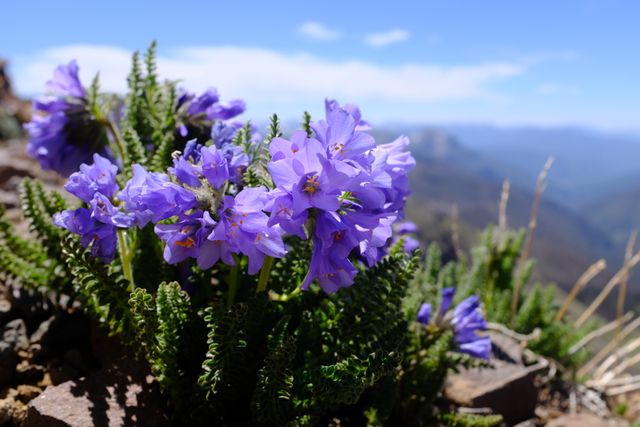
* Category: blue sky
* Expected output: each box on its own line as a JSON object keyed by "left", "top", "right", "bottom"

{"left": 2, "top": 0, "right": 640, "bottom": 130}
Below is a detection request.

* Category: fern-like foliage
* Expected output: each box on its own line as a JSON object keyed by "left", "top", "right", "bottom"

{"left": 243, "top": 114, "right": 280, "bottom": 188}
{"left": 437, "top": 412, "right": 503, "bottom": 427}
{"left": 61, "top": 236, "right": 133, "bottom": 337}
{"left": 19, "top": 178, "right": 66, "bottom": 257}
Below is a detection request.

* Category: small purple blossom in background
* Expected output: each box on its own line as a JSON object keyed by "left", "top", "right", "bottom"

{"left": 417, "top": 287, "right": 491, "bottom": 360}
{"left": 392, "top": 220, "right": 421, "bottom": 253}
{"left": 25, "top": 61, "right": 111, "bottom": 176}
{"left": 395, "top": 221, "right": 418, "bottom": 235}
{"left": 53, "top": 155, "right": 131, "bottom": 262}
{"left": 176, "top": 87, "right": 246, "bottom": 143}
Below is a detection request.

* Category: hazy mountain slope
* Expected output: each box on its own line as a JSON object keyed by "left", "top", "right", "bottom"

{"left": 437, "top": 125, "right": 640, "bottom": 209}
{"left": 397, "top": 129, "right": 617, "bottom": 310}
{"left": 585, "top": 186, "right": 640, "bottom": 248}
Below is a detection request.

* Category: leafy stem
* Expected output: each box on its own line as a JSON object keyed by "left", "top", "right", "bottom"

{"left": 104, "top": 119, "right": 127, "bottom": 165}
{"left": 227, "top": 255, "right": 240, "bottom": 306}
{"left": 117, "top": 229, "right": 135, "bottom": 289}
{"left": 256, "top": 256, "right": 275, "bottom": 293}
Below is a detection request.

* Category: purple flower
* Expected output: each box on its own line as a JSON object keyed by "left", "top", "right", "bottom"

{"left": 186, "top": 88, "right": 220, "bottom": 116}
{"left": 311, "top": 100, "right": 375, "bottom": 163}
{"left": 25, "top": 61, "right": 110, "bottom": 176}
{"left": 210, "top": 121, "right": 241, "bottom": 146}
{"left": 439, "top": 288, "right": 455, "bottom": 316}
{"left": 264, "top": 189, "right": 307, "bottom": 239}
{"left": 324, "top": 99, "right": 371, "bottom": 131}
{"left": 46, "top": 60, "right": 86, "bottom": 99}
{"left": 417, "top": 289, "right": 490, "bottom": 360}
{"left": 265, "top": 100, "right": 415, "bottom": 293}
{"left": 210, "top": 187, "right": 286, "bottom": 274}
{"left": 53, "top": 153, "right": 134, "bottom": 262}
{"left": 394, "top": 221, "right": 418, "bottom": 235}
{"left": 53, "top": 208, "right": 118, "bottom": 263}
{"left": 176, "top": 88, "right": 246, "bottom": 143}
{"left": 152, "top": 186, "right": 286, "bottom": 274}
{"left": 119, "top": 165, "right": 198, "bottom": 226}
{"left": 155, "top": 210, "right": 221, "bottom": 269}
{"left": 268, "top": 133, "right": 356, "bottom": 217}
{"left": 401, "top": 236, "right": 420, "bottom": 253}
{"left": 65, "top": 154, "right": 119, "bottom": 203}
{"left": 300, "top": 211, "right": 360, "bottom": 293}
{"left": 391, "top": 221, "right": 420, "bottom": 253}
{"left": 169, "top": 155, "right": 202, "bottom": 188}
{"left": 208, "top": 99, "right": 246, "bottom": 120}
{"left": 89, "top": 193, "right": 135, "bottom": 228}
{"left": 200, "top": 145, "right": 230, "bottom": 188}
{"left": 371, "top": 136, "right": 416, "bottom": 214}
{"left": 417, "top": 303, "right": 432, "bottom": 324}
{"left": 220, "top": 143, "right": 249, "bottom": 184}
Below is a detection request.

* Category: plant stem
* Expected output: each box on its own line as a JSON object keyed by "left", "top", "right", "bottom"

{"left": 104, "top": 120, "right": 127, "bottom": 164}
{"left": 269, "top": 286, "right": 302, "bottom": 302}
{"left": 117, "top": 229, "right": 135, "bottom": 289}
{"left": 227, "top": 262, "right": 240, "bottom": 306}
{"left": 256, "top": 256, "right": 275, "bottom": 293}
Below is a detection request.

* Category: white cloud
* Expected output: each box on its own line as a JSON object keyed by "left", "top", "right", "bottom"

{"left": 536, "top": 83, "right": 580, "bottom": 96}
{"left": 12, "top": 44, "right": 524, "bottom": 120}
{"left": 298, "top": 21, "right": 341, "bottom": 41}
{"left": 364, "top": 29, "right": 410, "bottom": 47}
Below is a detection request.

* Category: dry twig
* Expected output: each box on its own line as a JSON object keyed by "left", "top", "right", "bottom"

{"left": 511, "top": 157, "right": 554, "bottom": 324}
{"left": 498, "top": 180, "right": 510, "bottom": 232}
{"left": 556, "top": 259, "right": 607, "bottom": 321}
{"left": 576, "top": 250, "right": 640, "bottom": 327}
{"left": 568, "top": 311, "right": 633, "bottom": 355}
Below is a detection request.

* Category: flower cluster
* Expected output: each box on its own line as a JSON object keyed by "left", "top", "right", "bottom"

{"left": 53, "top": 154, "right": 133, "bottom": 262}
{"left": 417, "top": 288, "right": 491, "bottom": 359}
{"left": 25, "top": 61, "right": 111, "bottom": 176}
{"left": 43, "top": 62, "right": 416, "bottom": 295}
{"left": 267, "top": 100, "right": 415, "bottom": 293}
{"left": 120, "top": 143, "right": 285, "bottom": 273}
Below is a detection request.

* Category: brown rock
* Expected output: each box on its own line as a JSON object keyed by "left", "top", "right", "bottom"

{"left": 15, "top": 385, "right": 42, "bottom": 403}
{"left": 546, "top": 413, "right": 622, "bottom": 427}
{"left": 23, "top": 357, "right": 169, "bottom": 427}
{"left": 444, "top": 360, "right": 537, "bottom": 425}
{"left": 0, "top": 389, "right": 28, "bottom": 426}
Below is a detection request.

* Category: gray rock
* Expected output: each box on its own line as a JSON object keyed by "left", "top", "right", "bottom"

{"left": 23, "top": 357, "right": 170, "bottom": 427}
{"left": 29, "top": 316, "right": 54, "bottom": 346}
{"left": 444, "top": 360, "right": 537, "bottom": 425}
{"left": 3, "top": 318, "right": 28, "bottom": 351}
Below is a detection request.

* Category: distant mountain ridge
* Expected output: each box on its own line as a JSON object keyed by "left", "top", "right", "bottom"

{"left": 378, "top": 125, "right": 633, "bottom": 317}
{"left": 438, "top": 125, "right": 640, "bottom": 210}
